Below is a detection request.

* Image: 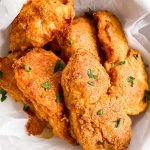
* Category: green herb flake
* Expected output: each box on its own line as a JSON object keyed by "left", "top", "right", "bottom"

{"left": 24, "top": 64, "right": 31, "bottom": 72}
{"left": 85, "top": 8, "right": 94, "bottom": 19}
{"left": 97, "top": 109, "right": 104, "bottom": 116}
{"left": 0, "top": 70, "right": 3, "bottom": 78}
{"left": 127, "top": 76, "right": 135, "bottom": 87}
{"left": 119, "top": 61, "right": 126, "bottom": 65}
{"left": 87, "top": 69, "right": 98, "bottom": 79}
{"left": 56, "top": 92, "right": 62, "bottom": 102}
{"left": 54, "top": 60, "right": 65, "bottom": 73}
{"left": 133, "top": 54, "right": 138, "bottom": 60}
{"left": 41, "top": 82, "right": 51, "bottom": 90}
{"left": 97, "top": 140, "right": 103, "bottom": 145}
{"left": 144, "top": 90, "right": 150, "bottom": 102}
{"left": 23, "top": 105, "right": 30, "bottom": 111}
{"left": 87, "top": 81, "right": 95, "bottom": 86}
{"left": 115, "top": 118, "right": 121, "bottom": 128}
{"left": 0, "top": 88, "right": 7, "bottom": 102}
{"left": 144, "top": 64, "right": 149, "bottom": 68}
{"left": 68, "top": 39, "right": 72, "bottom": 45}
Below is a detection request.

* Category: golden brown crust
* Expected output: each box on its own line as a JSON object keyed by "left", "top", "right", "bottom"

{"left": 56, "top": 17, "right": 99, "bottom": 61}
{"left": 94, "top": 11, "right": 148, "bottom": 115}
{"left": 108, "top": 49, "right": 149, "bottom": 115}
{"left": 13, "top": 48, "right": 76, "bottom": 144}
{"left": 61, "top": 50, "right": 110, "bottom": 108}
{"left": 0, "top": 52, "right": 29, "bottom": 104}
{"left": 0, "top": 52, "right": 46, "bottom": 135}
{"left": 26, "top": 114, "right": 46, "bottom": 135}
{"left": 61, "top": 50, "right": 132, "bottom": 150}
{"left": 94, "top": 11, "right": 129, "bottom": 63}
{"left": 10, "top": 0, "right": 75, "bottom": 51}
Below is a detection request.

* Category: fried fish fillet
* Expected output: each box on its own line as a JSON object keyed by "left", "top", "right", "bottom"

{"left": 56, "top": 17, "right": 99, "bottom": 61}
{"left": 107, "top": 49, "right": 149, "bottom": 115}
{"left": 13, "top": 48, "right": 76, "bottom": 144}
{"left": 94, "top": 11, "right": 129, "bottom": 63}
{"left": 0, "top": 52, "right": 46, "bottom": 135}
{"left": 10, "top": 0, "right": 75, "bottom": 51}
{"left": 61, "top": 50, "right": 132, "bottom": 150}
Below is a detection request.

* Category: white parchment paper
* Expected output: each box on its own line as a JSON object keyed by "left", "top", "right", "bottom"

{"left": 0, "top": 0, "right": 150, "bottom": 149}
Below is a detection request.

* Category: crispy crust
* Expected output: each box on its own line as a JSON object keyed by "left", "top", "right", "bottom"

{"left": 94, "top": 11, "right": 129, "bottom": 63}
{"left": 61, "top": 50, "right": 132, "bottom": 150}
{"left": 10, "top": 0, "right": 75, "bottom": 51}
{"left": 56, "top": 17, "right": 99, "bottom": 61}
{"left": 13, "top": 48, "right": 76, "bottom": 144}
{"left": 107, "top": 49, "right": 149, "bottom": 115}
{"left": 0, "top": 52, "right": 46, "bottom": 135}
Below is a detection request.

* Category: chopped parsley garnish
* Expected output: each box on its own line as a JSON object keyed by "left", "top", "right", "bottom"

{"left": 41, "top": 82, "right": 51, "bottom": 90}
{"left": 68, "top": 39, "right": 72, "bottom": 45}
{"left": 24, "top": 64, "right": 31, "bottom": 72}
{"left": 87, "top": 69, "right": 98, "bottom": 79}
{"left": 97, "top": 109, "right": 104, "bottom": 116}
{"left": 119, "top": 61, "right": 126, "bottom": 65}
{"left": 0, "top": 70, "right": 3, "bottom": 78}
{"left": 87, "top": 81, "right": 95, "bottom": 86}
{"left": 23, "top": 105, "right": 30, "bottom": 111}
{"left": 54, "top": 60, "right": 65, "bottom": 73}
{"left": 144, "top": 64, "right": 149, "bottom": 68}
{"left": 97, "top": 140, "right": 103, "bottom": 145}
{"left": 0, "top": 88, "right": 7, "bottom": 102}
{"left": 85, "top": 8, "right": 94, "bottom": 19}
{"left": 133, "top": 54, "right": 138, "bottom": 60}
{"left": 144, "top": 90, "right": 150, "bottom": 102}
{"left": 56, "top": 92, "right": 62, "bottom": 102}
{"left": 115, "top": 118, "right": 121, "bottom": 128}
{"left": 127, "top": 76, "right": 135, "bottom": 87}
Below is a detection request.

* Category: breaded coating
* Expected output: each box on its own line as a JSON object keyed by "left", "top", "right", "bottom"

{"left": 0, "top": 52, "right": 46, "bottom": 135}
{"left": 0, "top": 52, "right": 29, "bottom": 104}
{"left": 10, "top": 0, "right": 75, "bottom": 51}
{"left": 56, "top": 17, "right": 99, "bottom": 61}
{"left": 61, "top": 50, "right": 132, "bottom": 150}
{"left": 94, "top": 11, "right": 148, "bottom": 115}
{"left": 108, "top": 49, "right": 149, "bottom": 115}
{"left": 26, "top": 113, "right": 46, "bottom": 135}
{"left": 94, "top": 11, "right": 129, "bottom": 63}
{"left": 13, "top": 48, "right": 76, "bottom": 144}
